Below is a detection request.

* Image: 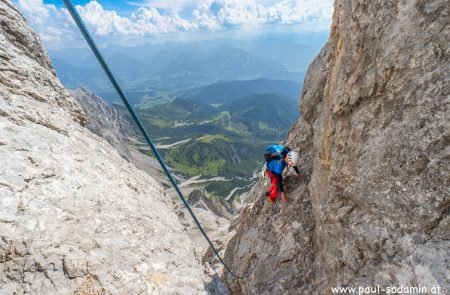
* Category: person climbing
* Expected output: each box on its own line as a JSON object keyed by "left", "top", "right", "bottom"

{"left": 264, "top": 145, "right": 303, "bottom": 205}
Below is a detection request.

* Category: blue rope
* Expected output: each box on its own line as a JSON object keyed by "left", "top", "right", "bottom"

{"left": 63, "top": 0, "right": 255, "bottom": 280}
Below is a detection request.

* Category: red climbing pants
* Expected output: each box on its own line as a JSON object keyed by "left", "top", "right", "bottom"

{"left": 266, "top": 170, "right": 280, "bottom": 202}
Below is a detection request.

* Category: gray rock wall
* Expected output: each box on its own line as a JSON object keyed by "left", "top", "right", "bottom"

{"left": 220, "top": 0, "right": 449, "bottom": 294}
{"left": 69, "top": 88, "right": 135, "bottom": 161}
{"left": 0, "top": 1, "right": 206, "bottom": 294}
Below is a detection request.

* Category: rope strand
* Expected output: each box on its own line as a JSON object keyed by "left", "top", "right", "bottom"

{"left": 63, "top": 0, "right": 258, "bottom": 280}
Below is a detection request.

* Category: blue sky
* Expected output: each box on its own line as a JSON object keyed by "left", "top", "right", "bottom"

{"left": 43, "top": 0, "right": 136, "bottom": 13}
{"left": 14, "top": 0, "right": 334, "bottom": 49}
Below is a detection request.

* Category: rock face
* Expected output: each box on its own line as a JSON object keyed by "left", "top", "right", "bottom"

{"left": 188, "top": 188, "right": 232, "bottom": 220}
{"left": 69, "top": 88, "right": 136, "bottom": 162}
{"left": 177, "top": 188, "right": 231, "bottom": 265}
{"left": 218, "top": 0, "right": 449, "bottom": 294}
{"left": 0, "top": 1, "right": 206, "bottom": 294}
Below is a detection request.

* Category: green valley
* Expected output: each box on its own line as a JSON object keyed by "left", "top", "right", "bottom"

{"left": 125, "top": 91, "right": 299, "bottom": 201}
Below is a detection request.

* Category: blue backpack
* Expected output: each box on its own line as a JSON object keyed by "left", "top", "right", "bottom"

{"left": 264, "top": 145, "right": 290, "bottom": 162}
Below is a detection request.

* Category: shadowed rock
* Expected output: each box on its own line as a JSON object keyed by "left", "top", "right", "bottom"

{"left": 215, "top": 0, "right": 450, "bottom": 294}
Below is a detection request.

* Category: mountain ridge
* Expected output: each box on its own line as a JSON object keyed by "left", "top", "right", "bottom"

{"left": 69, "top": 87, "right": 136, "bottom": 161}
{"left": 0, "top": 1, "right": 208, "bottom": 293}
{"left": 49, "top": 41, "right": 316, "bottom": 92}
{"left": 181, "top": 78, "right": 301, "bottom": 104}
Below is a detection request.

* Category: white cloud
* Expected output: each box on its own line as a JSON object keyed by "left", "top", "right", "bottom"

{"left": 75, "top": 2, "right": 199, "bottom": 36}
{"left": 192, "top": 0, "right": 333, "bottom": 28}
{"left": 76, "top": 1, "right": 135, "bottom": 36}
{"left": 17, "top": 0, "right": 52, "bottom": 25}
{"left": 128, "top": 0, "right": 198, "bottom": 11}
{"left": 14, "top": 0, "right": 333, "bottom": 48}
{"left": 16, "top": 0, "right": 74, "bottom": 47}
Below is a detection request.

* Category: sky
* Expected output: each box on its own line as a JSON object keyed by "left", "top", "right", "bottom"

{"left": 14, "top": 0, "right": 334, "bottom": 49}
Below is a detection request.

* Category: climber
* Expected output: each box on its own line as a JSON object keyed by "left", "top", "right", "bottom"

{"left": 264, "top": 145, "right": 304, "bottom": 205}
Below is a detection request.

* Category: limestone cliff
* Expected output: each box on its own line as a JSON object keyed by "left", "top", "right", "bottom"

{"left": 215, "top": 0, "right": 449, "bottom": 294}
{"left": 0, "top": 1, "right": 206, "bottom": 294}
{"left": 69, "top": 88, "right": 136, "bottom": 162}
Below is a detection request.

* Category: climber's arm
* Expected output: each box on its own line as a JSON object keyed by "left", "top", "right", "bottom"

{"left": 293, "top": 166, "right": 306, "bottom": 178}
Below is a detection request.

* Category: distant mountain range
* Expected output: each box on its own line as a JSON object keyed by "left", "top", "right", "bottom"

{"left": 140, "top": 93, "right": 298, "bottom": 131}
{"left": 220, "top": 93, "right": 299, "bottom": 136}
{"left": 180, "top": 78, "right": 301, "bottom": 104}
{"left": 96, "top": 77, "right": 302, "bottom": 110}
{"left": 49, "top": 39, "right": 319, "bottom": 92}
